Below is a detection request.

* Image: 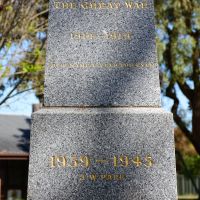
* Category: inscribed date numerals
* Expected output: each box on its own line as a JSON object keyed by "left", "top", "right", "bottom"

{"left": 71, "top": 32, "right": 132, "bottom": 41}
{"left": 50, "top": 155, "right": 154, "bottom": 168}
{"left": 50, "top": 155, "right": 90, "bottom": 168}
{"left": 113, "top": 155, "right": 153, "bottom": 167}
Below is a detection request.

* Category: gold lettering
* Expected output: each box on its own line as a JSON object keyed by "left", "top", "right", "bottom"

{"left": 71, "top": 32, "right": 80, "bottom": 40}
{"left": 50, "top": 63, "right": 156, "bottom": 68}
{"left": 89, "top": 174, "right": 97, "bottom": 181}
{"left": 120, "top": 174, "right": 126, "bottom": 180}
{"left": 114, "top": 155, "right": 129, "bottom": 167}
{"left": 80, "top": 2, "right": 121, "bottom": 10}
{"left": 70, "top": 154, "right": 79, "bottom": 168}
{"left": 109, "top": 32, "right": 117, "bottom": 40}
{"left": 50, "top": 156, "right": 56, "bottom": 168}
{"left": 79, "top": 174, "right": 127, "bottom": 181}
{"left": 71, "top": 32, "right": 97, "bottom": 40}
{"left": 79, "top": 63, "right": 83, "bottom": 67}
{"left": 126, "top": 32, "right": 132, "bottom": 40}
{"left": 107, "top": 2, "right": 114, "bottom": 9}
{"left": 120, "top": 155, "right": 129, "bottom": 167}
{"left": 103, "top": 32, "right": 132, "bottom": 40}
{"left": 112, "top": 2, "right": 121, "bottom": 9}
{"left": 133, "top": 156, "right": 142, "bottom": 167}
{"left": 125, "top": 1, "right": 147, "bottom": 9}
{"left": 51, "top": 156, "right": 67, "bottom": 168}
{"left": 53, "top": 1, "right": 77, "bottom": 9}
{"left": 135, "top": 2, "right": 143, "bottom": 9}
{"left": 53, "top": 1, "right": 61, "bottom": 9}
{"left": 54, "top": 1, "right": 148, "bottom": 10}
{"left": 101, "top": 174, "right": 107, "bottom": 180}
{"left": 107, "top": 174, "right": 113, "bottom": 180}
{"left": 52, "top": 63, "right": 56, "bottom": 67}
{"left": 80, "top": 156, "right": 91, "bottom": 168}
{"left": 125, "top": 1, "right": 134, "bottom": 9}
{"left": 63, "top": 2, "right": 77, "bottom": 9}
{"left": 113, "top": 174, "right": 126, "bottom": 180}
{"left": 99, "top": 2, "right": 107, "bottom": 9}
{"left": 143, "top": 0, "right": 148, "bottom": 8}
{"left": 80, "top": 2, "right": 89, "bottom": 9}
{"left": 79, "top": 174, "right": 86, "bottom": 181}
{"left": 113, "top": 155, "right": 118, "bottom": 167}
{"left": 144, "top": 156, "right": 154, "bottom": 168}
{"left": 63, "top": 2, "right": 72, "bottom": 9}
{"left": 71, "top": 32, "right": 132, "bottom": 41}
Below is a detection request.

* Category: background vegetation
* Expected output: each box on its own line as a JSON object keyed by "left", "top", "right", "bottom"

{"left": 0, "top": 0, "right": 200, "bottom": 197}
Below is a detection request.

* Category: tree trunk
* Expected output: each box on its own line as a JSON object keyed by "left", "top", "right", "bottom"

{"left": 192, "top": 86, "right": 200, "bottom": 155}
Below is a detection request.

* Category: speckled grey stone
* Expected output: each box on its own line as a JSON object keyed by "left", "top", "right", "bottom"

{"left": 44, "top": 0, "right": 161, "bottom": 106}
{"left": 28, "top": 0, "right": 177, "bottom": 198}
{"left": 27, "top": 108, "right": 177, "bottom": 200}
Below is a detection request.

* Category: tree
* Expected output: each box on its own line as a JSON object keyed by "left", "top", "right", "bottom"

{"left": 175, "top": 128, "right": 200, "bottom": 197}
{"left": 0, "top": 0, "right": 49, "bottom": 105}
{"left": 155, "top": 0, "right": 200, "bottom": 154}
{"left": 0, "top": 0, "right": 200, "bottom": 157}
{"left": 175, "top": 128, "right": 197, "bottom": 156}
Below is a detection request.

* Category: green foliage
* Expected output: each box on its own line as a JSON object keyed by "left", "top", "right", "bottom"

{"left": 0, "top": 64, "right": 3, "bottom": 71}
{"left": 0, "top": 66, "right": 10, "bottom": 79}
{"left": 21, "top": 63, "right": 43, "bottom": 73}
{"left": 155, "top": 0, "right": 200, "bottom": 83}
{"left": 5, "top": 41, "right": 12, "bottom": 49}
{"left": 28, "top": 21, "right": 37, "bottom": 34}
{"left": 0, "top": 0, "right": 49, "bottom": 103}
{"left": 183, "top": 155, "right": 200, "bottom": 176}
{"left": 5, "top": 5, "right": 13, "bottom": 12}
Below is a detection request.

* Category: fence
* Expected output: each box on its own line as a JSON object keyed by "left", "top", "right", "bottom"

{"left": 177, "top": 174, "right": 200, "bottom": 199}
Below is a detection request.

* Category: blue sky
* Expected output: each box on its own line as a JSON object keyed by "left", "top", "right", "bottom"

{"left": 0, "top": 89, "right": 39, "bottom": 116}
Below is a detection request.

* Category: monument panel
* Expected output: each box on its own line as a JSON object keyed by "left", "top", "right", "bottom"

{"left": 44, "top": 0, "right": 161, "bottom": 106}
{"left": 28, "top": 108, "right": 177, "bottom": 200}
{"left": 46, "top": 0, "right": 156, "bottom": 65}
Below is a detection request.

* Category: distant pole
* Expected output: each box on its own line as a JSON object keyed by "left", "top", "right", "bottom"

{"left": 0, "top": 178, "right": 1, "bottom": 200}
{"left": 32, "top": 104, "right": 42, "bottom": 113}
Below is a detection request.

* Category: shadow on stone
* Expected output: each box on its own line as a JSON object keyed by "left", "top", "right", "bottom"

{"left": 14, "top": 118, "right": 31, "bottom": 153}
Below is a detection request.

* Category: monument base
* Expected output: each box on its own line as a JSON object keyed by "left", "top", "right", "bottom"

{"left": 28, "top": 108, "right": 177, "bottom": 200}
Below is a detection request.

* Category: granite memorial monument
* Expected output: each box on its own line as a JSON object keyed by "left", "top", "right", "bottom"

{"left": 27, "top": 0, "right": 177, "bottom": 199}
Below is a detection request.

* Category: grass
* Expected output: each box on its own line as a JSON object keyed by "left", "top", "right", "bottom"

{"left": 178, "top": 195, "right": 199, "bottom": 200}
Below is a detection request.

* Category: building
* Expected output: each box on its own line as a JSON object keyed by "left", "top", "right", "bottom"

{"left": 0, "top": 115, "right": 30, "bottom": 200}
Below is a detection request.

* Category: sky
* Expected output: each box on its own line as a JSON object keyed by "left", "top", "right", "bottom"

{"left": 0, "top": 89, "right": 39, "bottom": 117}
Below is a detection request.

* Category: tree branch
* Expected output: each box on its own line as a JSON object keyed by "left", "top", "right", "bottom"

{"left": 8, "top": 86, "right": 39, "bottom": 99}
{"left": 166, "top": 82, "right": 193, "bottom": 143}
{"left": 177, "top": 81, "right": 194, "bottom": 101}
{"left": 0, "top": 74, "right": 26, "bottom": 106}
